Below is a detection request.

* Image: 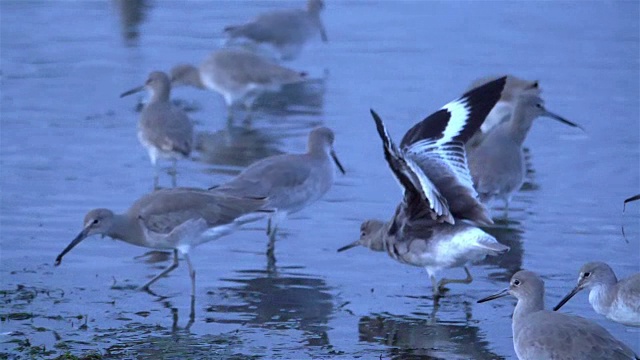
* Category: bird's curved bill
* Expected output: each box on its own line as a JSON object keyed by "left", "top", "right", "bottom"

{"left": 331, "top": 150, "right": 346, "bottom": 174}
{"left": 553, "top": 286, "right": 581, "bottom": 311}
{"left": 477, "top": 288, "right": 510, "bottom": 303}
{"left": 54, "top": 227, "right": 90, "bottom": 266}
{"left": 120, "top": 85, "right": 145, "bottom": 98}
{"left": 337, "top": 240, "right": 359, "bottom": 252}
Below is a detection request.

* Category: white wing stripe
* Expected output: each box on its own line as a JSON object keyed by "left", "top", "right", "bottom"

{"left": 437, "top": 98, "right": 471, "bottom": 147}
{"left": 406, "top": 139, "right": 478, "bottom": 198}
{"left": 404, "top": 155, "right": 449, "bottom": 218}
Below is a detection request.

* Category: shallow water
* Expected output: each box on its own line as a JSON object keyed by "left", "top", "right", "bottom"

{"left": 1, "top": 1, "right": 639, "bottom": 359}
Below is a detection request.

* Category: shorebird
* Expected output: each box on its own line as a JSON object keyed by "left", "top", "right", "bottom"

{"left": 212, "top": 127, "right": 345, "bottom": 253}
{"left": 223, "top": 0, "right": 328, "bottom": 61}
{"left": 467, "top": 91, "right": 582, "bottom": 210}
{"left": 554, "top": 262, "right": 640, "bottom": 327}
{"left": 338, "top": 77, "right": 510, "bottom": 297}
{"left": 120, "top": 71, "right": 194, "bottom": 189}
{"left": 55, "top": 188, "right": 269, "bottom": 297}
{"left": 478, "top": 270, "right": 638, "bottom": 360}
{"left": 170, "top": 48, "right": 307, "bottom": 119}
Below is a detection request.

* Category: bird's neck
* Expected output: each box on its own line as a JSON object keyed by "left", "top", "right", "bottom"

{"left": 108, "top": 214, "right": 145, "bottom": 247}
{"left": 149, "top": 87, "right": 170, "bottom": 103}
{"left": 588, "top": 283, "right": 616, "bottom": 315}
{"left": 505, "top": 104, "right": 535, "bottom": 146}
{"left": 364, "top": 225, "right": 387, "bottom": 252}
{"left": 513, "top": 293, "right": 544, "bottom": 329}
{"left": 308, "top": 143, "right": 330, "bottom": 159}
{"left": 182, "top": 67, "right": 205, "bottom": 89}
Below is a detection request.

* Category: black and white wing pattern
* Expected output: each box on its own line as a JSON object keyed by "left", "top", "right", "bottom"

{"left": 370, "top": 110, "right": 454, "bottom": 224}
{"left": 372, "top": 77, "right": 506, "bottom": 226}
{"left": 399, "top": 77, "right": 506, "bottom": 225}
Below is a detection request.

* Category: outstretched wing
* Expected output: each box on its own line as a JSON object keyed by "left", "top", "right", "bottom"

{"left": 398, "top": 77, "right": 507, "bottom": 224}
{"left": 370, "top": 109, "right": 454, "bottom": 225}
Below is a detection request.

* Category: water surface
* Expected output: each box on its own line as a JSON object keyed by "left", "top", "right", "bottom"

{"left": 1, "top": 1, "right": 639, "bottom": 358}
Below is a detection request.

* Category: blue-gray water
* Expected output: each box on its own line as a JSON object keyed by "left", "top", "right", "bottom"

{"left": 1, "top": 1, "right": 639, "bottom": 359}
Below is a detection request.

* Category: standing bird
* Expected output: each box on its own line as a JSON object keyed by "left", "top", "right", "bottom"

{"left": 466, "top": 75, "right": 541, "bottom": 148}
{"left": 223, "top": 0, "right": 328, "bottom": 61}
{"left": 54, "top": 187, "right": 270, "bottom": 298}
{"left": 467, "top": 91, "right": 582, "bottom": 210}
{"left": 338, "top": 78, "right": 510, "bottom": 297}
{"left": 170, "top": 48, "right": 307, "bottom": 119}
{"left": 554, "top": 262, "right": 640, "bottom": 327}
{"left": 121, "top": 71, "right": 194, "bottom": 189}
{"left": 212, "top": 127, "right": 345, "bottom": 254}
{"left": 478, "top": 270, "right": 638, "bottom": 360}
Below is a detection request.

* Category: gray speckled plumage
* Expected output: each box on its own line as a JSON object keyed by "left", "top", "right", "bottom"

{"left": 478, "top": 270, "right": 638, "bottom": 360}
{"left": 223, "top": 0, "right": 328, "bottom": 61}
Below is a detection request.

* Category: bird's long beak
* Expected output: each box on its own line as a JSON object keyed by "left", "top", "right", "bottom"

{"left": 337, "top": 239, "right": 360, "bottom": 252}
{"left": 331, "top": 150, "right": 346, "bottom": 174}
{"left": 477, "top": 288, "right": 510, "bottom": 303}
{"left": 54, "top": 227, "right": 91, "bottom": 266}
{"left": 623, "top": 194, "right": 640, "bottom": 212}
{"left": 553, "top": 286, "right": 582, "bottom": 311}
{"left": 542, "top": 108, "right": 584, "bottom": 131}
{"left": 120, "top": 84, "right": 145, "bottom": 98}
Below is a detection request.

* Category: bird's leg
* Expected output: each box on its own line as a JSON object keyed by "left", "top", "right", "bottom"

{"left": 267, "top": 234, "right": 276, "bottom": 258}
{"left": 183, "top": 252, "right": 196, "bottom": 299}
{"left": 153, "top": 172, "right": 160, "bottom": 190}
{"left": 502, "top": 197, "right": 511, "bottom": 219}
{"left": 186, "top": 295, "right": 195, "bottom": 331}
{"left": 437, "top": 267, "right": 473, "bottom": 292}
{"left": 169, "top": 159, "right": 178, "bottom": 188}
{"left": 141, "top": 249, "right": 179, "bottom": 292}
{"left": 242, "top": 109, "right": 253, "bottom": 127}
{"left": 429, "top": 274, "right": 442, "bottom": 298}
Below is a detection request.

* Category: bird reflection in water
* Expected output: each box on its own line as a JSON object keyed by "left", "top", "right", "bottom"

{"left": 205, "top": 267, "right": 335, "bottom": 350}
{"left": 195, "top": 124, "right": 285, "bottom": 168}
{"left": 112, "top": 0, "right": 148, "bottom": 46}
{"left": 251, "top": 73, "right": 327, "bottom": 116}
{"left": 358, "top": 313, "right": 504, "bottom": 360}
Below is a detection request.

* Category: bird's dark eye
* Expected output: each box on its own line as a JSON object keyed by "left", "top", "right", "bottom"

{"left": 361, "top": 231, "right": 366, "bottom": 237}
{"left": 92, "top": 219, "right": 100, "bottom": 225}
{"left": 513, "top": 279, "right": 521, "bottom": 286}
{"left": 532, "top": 81, "right": 539, "bottom": 88}
{"left": 535, "top": 103, "right": 543, "bottom": 108}
{"left": 583, "top": 272, "right": 591, "bottom": 278}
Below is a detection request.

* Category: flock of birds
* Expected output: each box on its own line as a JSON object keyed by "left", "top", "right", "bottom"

{"left": 50, "top": 1, "right": 639, "bottom": 359}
